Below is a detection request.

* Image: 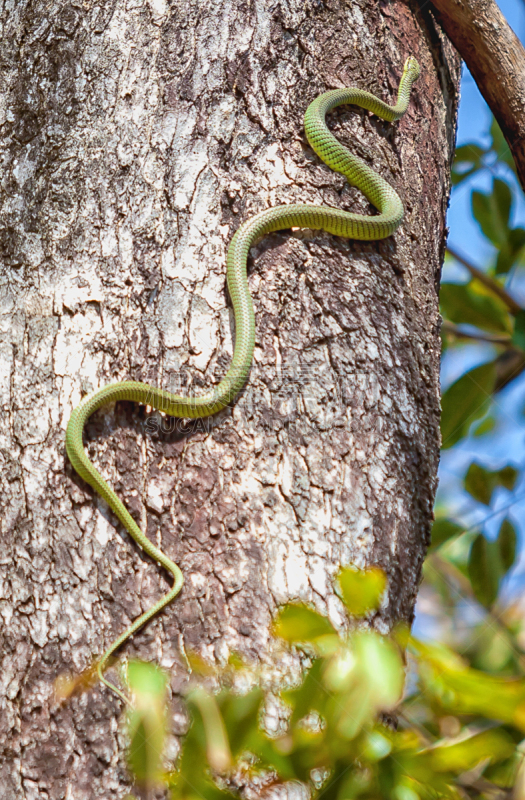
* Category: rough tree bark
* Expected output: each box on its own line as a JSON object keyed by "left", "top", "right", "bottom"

{"left": 0, "top": 0, "right": 460, "bottom": 797}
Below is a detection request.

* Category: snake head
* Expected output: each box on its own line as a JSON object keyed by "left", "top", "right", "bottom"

{"left": 403, "top": 56, "right": 420, "bottom": 82}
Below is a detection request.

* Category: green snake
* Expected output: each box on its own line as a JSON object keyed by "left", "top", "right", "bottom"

{"left": 65, "top": 56, "right": 419, "bottom": 703}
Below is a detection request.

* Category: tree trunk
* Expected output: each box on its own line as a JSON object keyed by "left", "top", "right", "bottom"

{"left": 0, "top": 0, "right": 460, "bottom": 797}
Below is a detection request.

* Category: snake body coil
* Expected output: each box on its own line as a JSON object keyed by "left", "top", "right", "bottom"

{"left": 66, "top": 57, "right": 420, "bottom": 702}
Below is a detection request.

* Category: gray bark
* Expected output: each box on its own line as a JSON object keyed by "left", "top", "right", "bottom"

{"left": 0, "top": 0, "right": 460, "bottom": 797}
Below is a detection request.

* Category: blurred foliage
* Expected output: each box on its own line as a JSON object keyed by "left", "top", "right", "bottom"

{"left": 126, "top": 661, "right": 169, "bottom": 792}
{"left": 441, "top": 362, "right": 496, "bottom": 449}
{"left": 121, "top": 568, "right": 525, "bottom": 800}
{"left": 120, "top": 117, "right": 525, "bottom": 798}
{"left": 439, "top": 113, "right": 523, "bottom": 621}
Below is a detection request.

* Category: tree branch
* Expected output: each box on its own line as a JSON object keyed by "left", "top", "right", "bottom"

{"left": 442, "top": 320, "right": 512, "bottom": 344}
{"left": 447, "top": 246, "right": 522, "bottom": 314}
{"left": 430, "top": 0, "right": 525, "bottom": 192}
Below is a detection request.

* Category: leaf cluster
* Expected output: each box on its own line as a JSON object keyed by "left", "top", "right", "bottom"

{"left": 122, "top": 569, "right": 525, "bottom": 800}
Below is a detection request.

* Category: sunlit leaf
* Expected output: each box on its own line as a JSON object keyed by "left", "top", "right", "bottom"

{"left": 428, "top": 728, "right": 515, "bottom": 772}
{"left": 325, "top": 633, "right": 404, "bottom": 740}
{"left": 411, "top": 637, "right": 469, "bottom": 673}
{"left": 413, "top": 639, "right": 525, "bottom": 729}
{"left": 336, "top": 566, "right": 387, "bottom": 616}
{"left": 440, "top": 361, "right": 496, "bottom": 449}
{"left": 189, "top": 689, "right": 232, "bottom": 773}
{"left": 362, "top": 729, "right": 393, "bottom": 761}
{"left": 324, "top": 645, "right": 358, "bottom": 694}
{"left": 443, "top": 671, "right": 525, "bottom": 729}
{"left": 391, "top": 783, "right": 424, "bottom": 800}
{"left": 273, "top": 603, "right": 336, "bottom": 645}
{"left": 468, "top": 622, "right": 516, "bottom": 673}
{"left": 126, "top": 661, "right": 168, "bottom": 790}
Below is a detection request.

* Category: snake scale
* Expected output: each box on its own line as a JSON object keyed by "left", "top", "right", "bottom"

{"left": 65, "top": 56, "right": 420, "bottom": 703}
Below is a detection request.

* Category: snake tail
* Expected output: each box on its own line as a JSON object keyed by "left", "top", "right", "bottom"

{"left": 65, "top": 56, "right": 419, "bottom": 703}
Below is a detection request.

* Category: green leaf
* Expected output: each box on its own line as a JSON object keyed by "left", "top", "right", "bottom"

{"left": 451, "top": 143, "right": 486, "bottom": 186}
{"left": 127, "top": 659, "right": 167, "bottom": 697}
{"left": 328, "top": 633, "right": 404, "bottom": 739}
{"left": 429, "top": 518, "right": 463, "bottom": 550}
{"left": 284, "top": 657, "right": 327, "bottom": 725}
{"left": 189, "top": 689, "right": 232, "bottom": 773}
{"left": 496, "top": 227, "right": 525, "bottom": 274}
{"left": 172, "top": 701, "right": 232, "bottom": 800}
{"left": 464, "top": 462, "right": 493, "bottom": 504}
{"left": 429, "top": 728, "right": 515, "bottom": 772}
{"left": 498, "top": 518, "right": 517, "bottom": 572}
{"left": 472, "top": 179, "right": 512, "bottom": 248}
{"left": 218, "top": 689, "right": 264, "bottom": 757}
{"left": 499, "top": 466, "right": 520, "bottom": 490}
{"left": 470, "top": 622, "right": 516, "bottom": 673}
{"left": 428, "top": 666, "right": 525, "bottom": 730}
{"left": 440, "top": 281, "right": 511, "bottom": 334}
{"left": 440, "top": 361, "right": 496, "bottom": 449}
{"left": 513, "top": 310, "right": 525, "bottom": 351}
{"left": 391, "top": 784, "right": 422, "bottom": 800}
{"left": 490, "top": 116, "right": 517, "bottom": 175}
{"left": 273, "top": 603, "right": 336, "bottom": 645}
{"left": 483, "top": 754, "right": 521, "bottom": 788}
{"left": 473, "top": 415, "right": 496, "bottom": 436}
{"left": 469, "top": 534, "right": 500, "bottom": 607}
{"left": 352, "top": 633, "right": 404, "bottom": 708}
{"left": 413, "top": 638, "right": 525, "bottom": 728}
{"left": 336, "top": 566, "right": 387, "bottom": 617}
{"left": 126, "top": 661, "right": 168, "bottom": 790}
{"left": 464, "top": 462, "right": 518, "bottom": 505}
{"left": 362, "top": 730, "right": 393, "bottom": 762}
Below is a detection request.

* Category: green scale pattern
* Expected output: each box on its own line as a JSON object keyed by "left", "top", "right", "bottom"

{"left": 65, "top": 56, "right": 420, "bottom": 703}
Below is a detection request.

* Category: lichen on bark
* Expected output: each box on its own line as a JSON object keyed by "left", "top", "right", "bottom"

{"left": 0, "top": 0, "right": 459, "bottom": 796}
